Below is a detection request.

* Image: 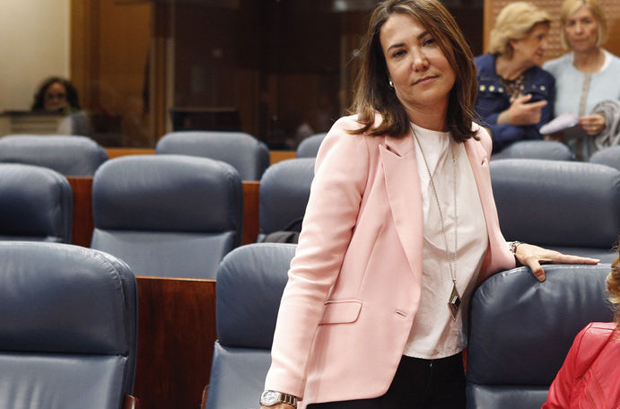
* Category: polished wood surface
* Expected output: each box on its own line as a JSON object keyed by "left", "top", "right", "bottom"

{"left": 67, "top": 177, "right": 94, "bottom": 247}
{"left": 106, "top": 148, "right": 156, "bottom": 159}
{"left": 105, "top": 147, "right": 297, "bottom": 166}
{"left": 135, "top": 277, "right": 217, "bottom": 409}
{"left": 242, "top": 181, "right": 260, "bottom": 244}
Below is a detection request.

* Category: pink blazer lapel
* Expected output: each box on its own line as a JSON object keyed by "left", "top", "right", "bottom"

{"left": 380, "top": 132, "right": 424, "bottom": 277}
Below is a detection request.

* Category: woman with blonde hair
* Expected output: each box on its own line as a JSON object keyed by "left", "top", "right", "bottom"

{"left": 543, "top": 0, "right": 620, "bottom": 160}
{"left": 475, "top": 2, "right": 555, "bottom": 153}
{"left": 543, "top": 253, "right": 620, "bottom": 408}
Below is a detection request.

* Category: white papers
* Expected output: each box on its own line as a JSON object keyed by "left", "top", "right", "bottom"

{"left": 540, "top": 112, "right": 580, "bottom": 135}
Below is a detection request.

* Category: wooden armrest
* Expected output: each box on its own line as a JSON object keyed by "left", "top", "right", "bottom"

{"left": 124, "top": 394, "right": 140, "bottom": 409}
{"left": 201, "top": 385, "right": 209, "bottom": 409}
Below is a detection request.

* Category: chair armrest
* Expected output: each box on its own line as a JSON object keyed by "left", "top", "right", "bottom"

{"left": 201, "top": 385, "right": 209, "bottom": 409}
{"left": 124, "top": 394, "right": 141, "bottom": 409}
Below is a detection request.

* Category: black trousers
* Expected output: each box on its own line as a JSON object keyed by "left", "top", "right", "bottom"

{"left": 307, "top": 353, "right": 465, "bottom": 409}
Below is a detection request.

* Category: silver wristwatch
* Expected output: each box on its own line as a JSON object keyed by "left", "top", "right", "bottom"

{"left": 260, "top": 390, "right": 298, "bottom": 408}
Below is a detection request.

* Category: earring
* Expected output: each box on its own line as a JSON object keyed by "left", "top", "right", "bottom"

{"left": 389, "top": 80, "right": 394, "bottom": 88}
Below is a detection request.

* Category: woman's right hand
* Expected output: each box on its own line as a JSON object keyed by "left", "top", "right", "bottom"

{"left": 498, "top": 94, "right": 548, "bottom": 126}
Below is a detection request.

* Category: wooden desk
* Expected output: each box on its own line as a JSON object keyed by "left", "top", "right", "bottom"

{"left": 135, "top": 276, "right": 217, "bottom": 409}
{"left": 104, "top": 147, "right": 297, "bottom": 166}
{"left": 67, "top": 177, "right": 260, "bottom": 247}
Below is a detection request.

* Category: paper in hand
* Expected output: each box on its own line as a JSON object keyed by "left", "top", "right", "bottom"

{"left": 540, "top": 112, "right": 580, "bottom": 135}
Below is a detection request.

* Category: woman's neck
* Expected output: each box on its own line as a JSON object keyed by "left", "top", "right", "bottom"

{"left": 573, "top": 48, "right": 605, "bottom": 73}
{"left": 406, "top": 106, "right": 448, "bottom": 132}
{"left": 495, "top": 55, "right": 532, "bottom": 80}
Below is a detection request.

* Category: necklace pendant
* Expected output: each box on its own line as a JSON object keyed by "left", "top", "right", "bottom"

{"left": 448, "top": 282, "right": 461, "bottom": 321}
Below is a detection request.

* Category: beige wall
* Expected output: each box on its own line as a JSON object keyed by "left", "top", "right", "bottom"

{"left": 0, "top": 0, "right": 70, "bottom": 111}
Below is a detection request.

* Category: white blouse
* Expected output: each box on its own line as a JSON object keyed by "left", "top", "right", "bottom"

{"left": 403, "top": 122, "right": 488, "bottom": 359}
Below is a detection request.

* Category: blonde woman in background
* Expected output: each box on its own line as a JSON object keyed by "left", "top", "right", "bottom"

{"left": 474, "top": 2, "right": 555, "bottom": 154}
{"left": 544, "top": 0, "right": 620, "bottom": 160}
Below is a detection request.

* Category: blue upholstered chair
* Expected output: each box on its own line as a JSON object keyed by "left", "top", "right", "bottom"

{"left": 204, "top": 243, "right": 296, "bottom": 409}
{"left": 0, "top": 134, "right": 108, "bottom": 176}
{"left": 0, "top": 241, "right": 139, "bottom": 409}
{"left": 589, "top": 145, "right": 620, "bottom": 171}
{"left": 0, "top": 163, "right": 72, "bottom": 243}
{"left": 296, "top": 132, "right": 327, "bottom": 158}
{"left": 259, "top": 158, "right": 315, "bottom": 242}
{"left": 466, "top": 264, "right": 614, "bottom": 409}
{"left": 91, "top": 155, "right": 243, "bottom": 278}
{"left": 155, "top": 131, "right": 270, "bottom": 181}
{"left": 491, "top": 140, "right": 575, "bottom": 161}
{"left": 491, "top": 159, "right": 620, "bottom": 262}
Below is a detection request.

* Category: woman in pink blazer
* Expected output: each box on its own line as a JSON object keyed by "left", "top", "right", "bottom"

{"left": 260, "top": 1, "right": 599, "bottom": 409}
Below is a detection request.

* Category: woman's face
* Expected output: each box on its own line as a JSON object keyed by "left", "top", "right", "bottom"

{"left": 510, "top": 22, "right": 549, "bottom": 67}
{"left": 43, "top": 82, "right": 69, "bottom": 112}
{"left": 380, "top": 13, "right": 456, "bottom": 118}
{"left": 565, "top": 6, "right": 599, "bottom": 53}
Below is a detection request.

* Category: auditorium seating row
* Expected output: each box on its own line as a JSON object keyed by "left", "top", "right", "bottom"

{"left": 0, "top": 131, "right": 270, "bottom": 180}
{"left": 1, "top": 239, "right": 614, "bottom": 409}
{"left": 1, "top": 149, "right": 620, "bottom": 270}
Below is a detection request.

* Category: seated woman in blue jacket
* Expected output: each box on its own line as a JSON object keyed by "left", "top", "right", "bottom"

{"left": 475, "top": 2, "right": 555, "bottom": 153}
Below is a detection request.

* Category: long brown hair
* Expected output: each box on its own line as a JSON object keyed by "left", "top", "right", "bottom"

{"left": 349, "top": 0, "right": 478, "bottom": 142}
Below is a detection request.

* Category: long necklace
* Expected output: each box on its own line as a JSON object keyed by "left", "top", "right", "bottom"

{"left": 413, "top": 131, "right": 461, "bottom": 321}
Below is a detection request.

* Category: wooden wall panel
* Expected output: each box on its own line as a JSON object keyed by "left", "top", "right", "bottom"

{"left": 484, "top": 0, "right": 620, "bottom": 61}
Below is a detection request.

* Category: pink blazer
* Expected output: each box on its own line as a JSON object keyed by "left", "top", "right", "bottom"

{"left": 265, "top": 115, "right": 516, "bottom": 408}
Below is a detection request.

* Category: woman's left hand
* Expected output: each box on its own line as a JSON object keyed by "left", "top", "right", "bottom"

{"left": 579, "top": 114, "right": 606, "bottom": 136}
{"left": 513, "top": 243, "right": 600, "bottom": 282}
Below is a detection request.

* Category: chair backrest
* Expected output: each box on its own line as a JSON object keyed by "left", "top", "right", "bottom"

{"left": 491, "top": 159, "right": 620, "bottom": 262}
{"left": 155, "top": 131, "right": 270, "bottom": 181}
{"left": 91, "top": 154, "right": 243, "bottom": 278}
{"left": 589, "top": 145, "right": 620, "bottom": 171}
{"left": 0, "top": 241, "right": 138, "bottom": 409}
{"left": 259, "top": 158, "right": 315, "bottom": 241}
{"left": 0, "top": 163, "right": 72, "bottom": 243}
{"left": 0, "top": 134, "right": 108, "bottom": 176}
{"left": 205, "top": 243, "right": 296, "bottom": 409}
{"left": 466, "top": 264, "right": 614, "bottom": 409}
{"left": 490, "top": 140, "right": 575, "bottom": 161}
{"left": 296, "top": 132, "right": 327, "bottom": 158}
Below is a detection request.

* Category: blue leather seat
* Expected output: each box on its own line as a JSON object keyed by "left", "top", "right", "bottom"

{"left": 91, "top": 155, "right": 243, "bottom": 278}
{"left": 589, "top": 145, "right": 620, "bottom": 171}
{"left": 155, "top": 131, "right": 270, "bottom": 181}
{"left": 466, "top": 264, "right": 614, "bottom": 409}
{"left": 259, "top": 158, "right": 315, "bottom": 241}
{"left": 204, "top": 243, "right": 296, "bottom": 409}
{"left": 491, "top": 140, "right": 575, "bottom": 161}
{"left": 0, "top": 134, "right": 108, "bottom": 176}
{"left": 0, "top": 163, "right": 72, "bottom": 243}
{"left": 0, "top": 241, "right": 138, "bottom": 409}
{"left": 296, "top": 132, "right": 327, "bottom": 158}
{"left": 491, "top": 159, "right": 620, "bottom": 262}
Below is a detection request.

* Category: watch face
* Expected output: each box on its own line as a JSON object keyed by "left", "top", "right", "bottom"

{"left": 261, "top": 390, "right": 279, "bottom": 406}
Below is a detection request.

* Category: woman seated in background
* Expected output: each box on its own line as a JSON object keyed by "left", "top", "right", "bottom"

{"left": 543, "top": 0, "right": 620, "bottom": 161}
{"left": 475, "top": 2, "right": 555, "bottom": 154}
{"left": 542, "top": 252, "right": 620, "bottom": 408}
{"left": 31, "top": 76, "right": 81, "bottom": 114}
{"left": 31, "top": 76, "right": 91, "bottom": 136}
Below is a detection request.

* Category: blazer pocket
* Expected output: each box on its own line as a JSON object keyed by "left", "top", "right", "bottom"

{"left": 319, "top": 299, "right": 363, "bottom": 325}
